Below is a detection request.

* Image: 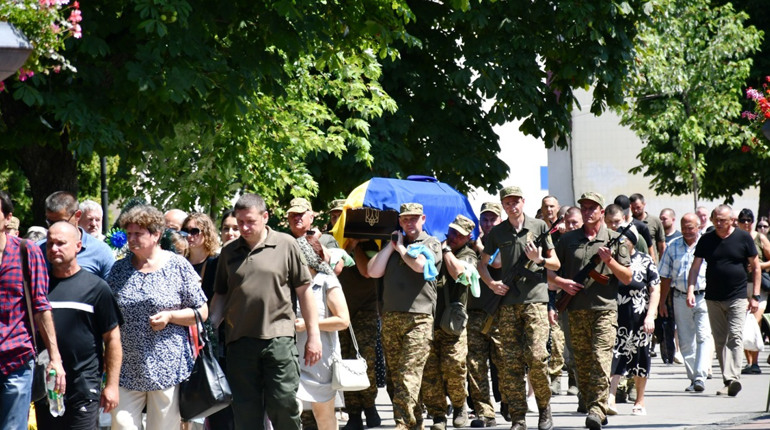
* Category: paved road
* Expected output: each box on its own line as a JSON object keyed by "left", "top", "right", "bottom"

{"left": 356, "top": 350, "right": 770, "bottom": 429}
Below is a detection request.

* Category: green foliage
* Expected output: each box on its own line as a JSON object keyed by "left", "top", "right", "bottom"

{"left": 618, "top": 0, "right": 762, "bottom": 202}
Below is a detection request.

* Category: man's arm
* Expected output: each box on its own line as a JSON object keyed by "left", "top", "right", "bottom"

{"left": 296, "top": 283, "right": 322, "bottom": 366}
{"left": 100, "top": 326, "right": 121, "bottom": 413}
{"left": 367, "top": 238, "right": 395, "bottom": 278}
{"left": 657, "top": 240, "right": 666, "bottom": 262}
{"left": 597, "top": 247, "right": 632, "bottom": 285}
{"left": 658, "top": 277, "right": 672, "bottom": 317}
{"left": 749, "top": 255, "right": 761, "bottom": 313}
{"left": 477, "top": 252, "right": 505, "bottom": 295}
{"left": 209, "top": 293, "right": 227, "bottom": 329}
{"left": 35, "top": 310, "right": 66, "bottom": 393}
{"left": 686, "top": 256, "right": 704, "bottom": 308}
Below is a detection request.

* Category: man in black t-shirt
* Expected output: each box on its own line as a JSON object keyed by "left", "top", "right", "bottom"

{"left": 687, "top": 205, "right": 760, "bottom": 397}
{"left": 36, "top": 222, "right": 122, "bottom": 430}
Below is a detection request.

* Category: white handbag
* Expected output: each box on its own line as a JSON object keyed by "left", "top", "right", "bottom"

{"left": 331, "top": 325, "right": 370, "bottom": 391}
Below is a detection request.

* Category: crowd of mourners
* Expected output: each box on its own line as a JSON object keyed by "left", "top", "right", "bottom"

{"left": 0, "top": 186, "right": 766, "bottom": 430}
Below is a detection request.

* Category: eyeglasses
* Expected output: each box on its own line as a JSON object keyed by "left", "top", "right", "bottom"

{"left": 45, "top": 212, "right": 76, "bottom": 227}
{"left": 758, "top": 224, "right": 769, "bottom": 229}
{"left": 181, "top": 227, "right": 201, "bottom": 236}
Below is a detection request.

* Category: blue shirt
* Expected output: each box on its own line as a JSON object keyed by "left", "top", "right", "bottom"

{"left": 658, "top": 236, "right": 706, "bottom": 293}
{"left": 40, "top": 227, "right": 115, "bottom": 280}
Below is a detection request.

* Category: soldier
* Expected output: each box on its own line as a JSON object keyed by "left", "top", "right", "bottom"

{"left": 551, "top": 192, "right": 632, "bottom": 430}
{"left": 367, "top": 203, "right": 443, "bottom": 430}
{"left": 478, "top": 186, "right": 560, "bottom": 430}
{"left": 541, "top": 197, "right": 566, "bottom": 396}
{"left": 421, "top": 215, "right": 476, "bottom": 429}
{"left": 467, "top": 202, "right": 504, "bottom": 428}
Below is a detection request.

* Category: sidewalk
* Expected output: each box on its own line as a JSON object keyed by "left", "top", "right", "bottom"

{"left": 361, "top": 349, "right": 770, "bottom": 429}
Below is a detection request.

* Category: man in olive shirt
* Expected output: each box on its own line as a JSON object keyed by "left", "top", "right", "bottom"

{"left": 368, "top": 203, "right": 443, "bottom": 430}
{"left": 478, "top": 186, "right": 560, "bottom": 430}
{"left": 210, "top": 193, "right": 321, "bottom": 430}
{"left": 630, "top": 193, "right": 666, "bottom": 261}
{"left": 550, "top": 192, "right": 632, "bottom": 430}
{"left": 421, "top": 215, "right": 477, "bottom": 430}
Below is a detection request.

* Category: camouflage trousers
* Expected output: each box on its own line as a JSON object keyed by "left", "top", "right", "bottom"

{"left": 548, "top": 314, "right": 566, "bottom": 380}
{"left": 498, "top": 303, "right": 551, "bottom": 419}
{"left": 420, "top": 326, "right": 468, "bottom": 417}
{"left": 339, "top": 310, "right": 380, "bottom": 414}
{"left": 381, "top": 311, "right": 433, "bottom": 428}
{"left": 569, "top": 309, "right": 617, "bottom": 420}
{"left": 465, "top": 309, "right": 502, "bottom": 419}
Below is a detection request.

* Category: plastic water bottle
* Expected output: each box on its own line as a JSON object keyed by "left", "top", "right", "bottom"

{"left": 47, "top": 369, "right": 65, "bottom": 417}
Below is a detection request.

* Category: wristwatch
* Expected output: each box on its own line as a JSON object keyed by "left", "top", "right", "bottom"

{"left": 442, "top": 246, "right": 452, "bottom": 254}
{"left": 752, "top": 294, "right": 761, "bottom": 301}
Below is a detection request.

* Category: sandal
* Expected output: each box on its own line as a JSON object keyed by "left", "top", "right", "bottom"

{"left": 631, "top": 405, "right": 647, "bottom": 416}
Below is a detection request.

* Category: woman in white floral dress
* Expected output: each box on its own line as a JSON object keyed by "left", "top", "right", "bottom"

{"left": 608, "top": 228, "right": 660, "bottom": 416}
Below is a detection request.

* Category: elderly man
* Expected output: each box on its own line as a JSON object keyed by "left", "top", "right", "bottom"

{"left": 287, "top": 198, "right": 339, "bottom": 249}
{"left": 210, "top": 193, "right": 321, "bottom": 430}
{"left": 40, "top": 192, "right": 114, "bottom": 280}
{"left": 35, "top": 222, "right": 122, "bottom": 429}
{"left": 658, "top": 213, "right": 711, "bottom": 392}
{"left": 368, "top": 203, "right": 443, "bottom": 430}
{"left": 478, "top": 186, "right": 560, "bottom": 430}
{"left": 0, "top": 190, "right": 65, "bottom": 430}
{"left": 687, "top": 205, "right": 760, "bottom": 397}
{"left": 551, "top": 192, "right": 632, "bottom": 430}
{"left": 78, "top": 199, "right": 105, "bottom": 240}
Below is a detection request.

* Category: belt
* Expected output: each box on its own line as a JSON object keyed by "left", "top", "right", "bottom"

{"left": 673, "top": 289, "right": 705, "bottom": 296}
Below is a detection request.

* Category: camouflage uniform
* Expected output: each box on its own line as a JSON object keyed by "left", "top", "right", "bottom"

{"left": 548, "top": 314, "right": 566, "bottom": 385}
{"left": 555, "top": 223, "right": 630, "bottom": 421}
{"left": 466, "top": 309, "right": 503, "bottom": 420}
{"left": 420, "top": 243, "right": 476, "bottom": 419}
{"left": 339, "top": 310, "right": 380, "bottom": 413}
{"left": 483, "top": 214, "right": 554, "bottom": 421}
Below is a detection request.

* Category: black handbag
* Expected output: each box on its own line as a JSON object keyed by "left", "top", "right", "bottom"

{"left": 761, "top": 271, "right": 770, "bottom": 293}
{"left": 179, "top": 308, "right": 233, "bottom": 420}
{"left": 19, "top": 239, "right": 48, "bottom": 402}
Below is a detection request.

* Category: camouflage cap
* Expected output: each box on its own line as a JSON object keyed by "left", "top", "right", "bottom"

{"left": 6, "top": 216, "right": 19, "bottom": 230}
{"left": 287, "top": 197, "right": 313, "bottom": 214}
{"left": 577, "top": 191, "right": 605, "bottom": 208}
{"left": 499, "top": 185, "right": 524, "bottom": 200}
{"left": 448, "top": 214, "right": 475, "bottom": 236}
{"left": 328, "top": 199, "right": 345, "bottom": 212}
{"left": 400, "top": 202, "right": 423, "bottom": 216}
{"left": 480, "top": 202, "right": 502, "bottom": 217}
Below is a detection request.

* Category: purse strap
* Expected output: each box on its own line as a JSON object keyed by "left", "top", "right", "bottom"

{"left": 346, "top": 324, "right": 363, "bottom": 360}
{"left": 20, "top": 239, "right": 40, "bottom": 355}
{"left": 189, "top": 308, "right": 206, "bottom": 358}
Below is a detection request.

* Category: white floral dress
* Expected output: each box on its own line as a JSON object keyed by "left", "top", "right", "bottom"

{"left": 612, "top": 251, "right": 660, "bottom": 377}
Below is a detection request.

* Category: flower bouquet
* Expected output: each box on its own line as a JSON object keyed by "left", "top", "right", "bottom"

{"left": 104, "top": 227, "right": 128, "bottom": 259}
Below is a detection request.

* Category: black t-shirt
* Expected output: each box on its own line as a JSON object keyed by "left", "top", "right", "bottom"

{"left": 192, "top": 255, "right": 219, "bottom": 302}
{"left": 694, "top": 228, "right": 757, "bottom": 301}
{"left": 48, "top": 270, "right": 123, "bottom": 402}
{"left": 633, "top": 219, "right": 653, "bottom": 249}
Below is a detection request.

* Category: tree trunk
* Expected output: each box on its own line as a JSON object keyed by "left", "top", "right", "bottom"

{"left": 15, "top": 139, "right": 78, "bottom": 227}
{"left": 759, "top": 170, "right": 770, "bottom": 221}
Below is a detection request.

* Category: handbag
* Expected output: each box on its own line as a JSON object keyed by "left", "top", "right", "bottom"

{"left": 178, "top": 308, "right": 233, "bottom": 420}
{"left": 331, "top": 324, "right": 370, "bottom": 392}
{"left": 760, "top": 271, "right": 770, "bottom": 293}
{"left": 19, "top": 239, "right": 48, "bottom": 402}
{"left": 439, "top": 283, "right": 468, "bottom": 336}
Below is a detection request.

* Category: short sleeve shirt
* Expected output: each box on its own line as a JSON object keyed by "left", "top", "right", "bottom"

{"left": 643, "top": 213, "right": 666, "bottom": 246}
{"left": 0, "top": 236, "right": 50, "bottom": 376}
{"left": 435, "top": 244, "right": 477, "bottom": 326}
{"left": 469, "top": 235, "right": 501, "bottom": 311}
{"left": 48, "top": 270, "right": 122, "bottom": 402}
{"left": 381, "top": 231, "right": 442, "bottom": 315}
{"left": 214, "top": 227, "right": 312, "bottom": 343}
{"left": 694, "top": 228, "right": 757, "bottom": 301}
{"left": 338, "top": 241, "right": 379, "bottom": 315}
{"left": 40, "top": 227, "right": 115, "bottom": 279}
{"left": 658, "top": 236, "right": 706, "bottom": 293}
{"left": 482, "top": 215, "right": 554, "bottom": 305}
{"left": 108, "top": 252, "right": 206, "bottom": 391}
{"left": 555, "top": 225, "right": 631, "bottom": 311}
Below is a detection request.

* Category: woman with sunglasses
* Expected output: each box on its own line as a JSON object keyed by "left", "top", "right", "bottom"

{"left": 736, "top": 209, "right": 770, "bottom": 374}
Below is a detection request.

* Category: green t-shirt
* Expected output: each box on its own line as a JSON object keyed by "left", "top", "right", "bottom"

{"left": 435, "top": 244, "right": 477, "bottom": 326}
{"left": 382, "top": 231, "right": 443, "bottom": 315}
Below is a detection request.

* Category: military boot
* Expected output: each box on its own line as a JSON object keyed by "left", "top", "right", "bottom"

{"left": 538, "top": 405, "right": 553, "bottom": 430}
{"left": 431, "top": 415, "right": 447, "bottom": 430}
{"left": 364, "top": 406, "right": 382, "bottom": 428}
{"left": 342, "top": 411, "right": 364, "bottom": 430}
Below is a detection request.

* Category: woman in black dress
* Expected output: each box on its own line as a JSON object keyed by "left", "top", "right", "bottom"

{"left": 608, "top": 228, "right": 660, "bottom": 416}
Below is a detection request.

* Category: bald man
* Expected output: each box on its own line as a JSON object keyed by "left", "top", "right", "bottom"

{"left": 164, "top": 209, "right": 188, "bottom": 231}
{"left": 36, "top": 222, "right": 122, "bottom": 429}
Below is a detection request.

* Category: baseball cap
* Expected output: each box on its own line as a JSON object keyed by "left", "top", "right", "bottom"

{"left": 6, "top": 216, "right": 19, "bottom": 230}
{"left": 499, "top": 186, "right": 524, "bottom": 200}
{"left": 400, "top": 203, "right": 423, "bottom": 216}
{"left": 578, "top": 191, "right": 605, "bottom": 208}
{"left": 448, "top": 214, "right": 475, "bottom": 236}
{"left": 328, "top": 199, "right": 345, "bottom": 212}
{"left": 287, "top": 198, "right": 313, "bottom": 214}
{"left": 480, "top": 202, "right": 502, "bottom": 217}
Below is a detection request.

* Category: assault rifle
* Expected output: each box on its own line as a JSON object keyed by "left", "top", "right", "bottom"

{"left": 554, "top": 223, "right": 632, "bottom": 313}
{"left": 480, "top": 217, "right": 563, "bottom": 335}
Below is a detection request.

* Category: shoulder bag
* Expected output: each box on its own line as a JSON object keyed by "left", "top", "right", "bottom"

{"left": 439, "top": 283, "right": 468, "bottom": 336}
{"left": 19, "top": 239, "right": 49, "bottom": 402}
{"left": 331, "top": 324, "right": 370, "bottom": 392}
{"left": 179, "top": 308, "right": 232, "bottom": 420}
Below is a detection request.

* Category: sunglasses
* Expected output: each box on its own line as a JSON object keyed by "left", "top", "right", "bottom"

{"left": 738, "top": 219, "right": 753, "bottom": 224}
{"left": 758, "top": 224, "right": 769, "bottom": 229}
{"left": 181, "top": 227, "right": 201, "bottom": 236}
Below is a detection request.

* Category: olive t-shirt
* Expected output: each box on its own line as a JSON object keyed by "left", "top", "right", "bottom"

{"left": 435, "top": 244, "right": 477, "bottom": 326}
{"left": 482, "top": 215, "right": 554, "bottom": 305}
{"left": 469, "top": 236, "right": 501, "bottom": 311}
{"left": 214, "top": 227, "right": 312, "bottom": 343}
{"left": 338, "top": 241, "right": 379, "bottom": 315}
{"left": 555, "top": 225, "right": 631, "bottom": 311}
{"left": 694, "top": 228, "right": 757, "bottom": 301}
{"left": 381, "top": 231, "right": 442, "bottom": 315}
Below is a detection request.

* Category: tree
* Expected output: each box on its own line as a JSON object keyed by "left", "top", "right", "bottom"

{"left": 1, "top": 0, "right": 415, "bottom": 224}
{"left": 618, "top": 0, "right": 762, "bottom": 208}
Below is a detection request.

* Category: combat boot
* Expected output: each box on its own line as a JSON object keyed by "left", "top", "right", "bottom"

{"left": 510, "top": 417, "right": 527, "bottom": 430}
{"left": 431, "top": 415, "right": 447, "bottom": 430}
{"left": 452, "top": 404, "right": 468, "bottom": 427}
{"left": 549, "top": 378, "right": 561, "bottom": 395}
{"left": 342, "top": 411, "right": 364, "bottom": 430}
{"left": 501, "top": 402, "right": 511, "bottom": 422}
{"left": 537, "top": 405, "right": 553, "bottom": 430}
{"left": 364, "top": 406, "right": 382, "bottom": 428}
